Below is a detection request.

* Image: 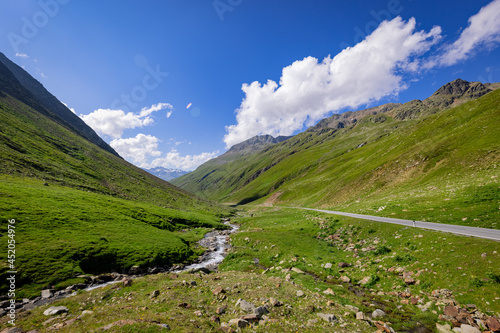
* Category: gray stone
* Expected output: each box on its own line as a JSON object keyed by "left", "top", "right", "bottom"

{"left": 43, "top": 306, "right": 69, "bottom": 316}
{"left": 345, "top": 305, "right": 359, "bottom": 313}
{"left": 41, "top": 289, "right": 53, "bottom": 298}
{"left": 1, "top": 328, "right": 25, "bottom": 333}
{"left": 236, "top": 299, "right": 256, "bottom": 313}
{"left": 323, "top": 288, "right": 335, "bottom": 295}
{"left": 359, "top": 276, "right": 371, "bottom": 285}
{"left": 317, "top": 313, "right": 338, "bottom": 323}
{"left": 340, "top": 276, "right": 351, "bottom": 283}
{"left": 459, "top": 324, "right": 480, "bottom": 333}
{"left": 253, "top": 306, "right": 269, "bottom": 316}
{"left": 150, "top": 290, "right": 160, "bottom": 298}
{"left": 291, "top": 267, "right": 305, "bottom": 274}
{"left": 296, "top": 290, "right": 305, "bottom": 297}
{"left": 269, "top": 297, "right": 282, "bottom": 307}
{"left": 324, "top": 263, "right": 332, "bottom": 269}
{"left": 436, "top": 323, "right": 453, "bottom": 333}
{"left": 372, "top": 309, "right": 386, "bottom": 319}
{"left": 356, "top": 312, "right": 367, "bottom": 320}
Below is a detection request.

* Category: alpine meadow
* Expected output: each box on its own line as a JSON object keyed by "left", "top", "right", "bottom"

{"left": 1, "top": 1, "right": 500, "bottom": 332}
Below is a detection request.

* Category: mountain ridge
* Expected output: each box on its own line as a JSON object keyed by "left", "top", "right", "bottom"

{"left": 0, "top": 52, "right": 118, "bottom": 156}
{"left": 172, "top": 79, "right": 500, "bottom": 228}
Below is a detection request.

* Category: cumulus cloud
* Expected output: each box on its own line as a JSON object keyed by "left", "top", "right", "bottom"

{"left": 81, "top": 102, "right": 172, "bottom": 138}
{"left": 147, "top": 149, "right": 219, "bottom": 171}
{"left": 110, "top": 134, "right": 162, "bottom": 165}
{"left": 223, "top": 17, "right": 442, "bottom": 148}
{"left": 15, "top": 53, "right": 29, "bottom": 58}
{"left": 429, "top": 0, "right": 500, "bottom": 67}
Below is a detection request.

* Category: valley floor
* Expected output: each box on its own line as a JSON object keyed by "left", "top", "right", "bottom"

{"left": 3, "top": 207, "right": 500, "bottom": 332}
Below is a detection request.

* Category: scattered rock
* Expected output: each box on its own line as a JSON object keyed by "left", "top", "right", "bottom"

{"left": 210, "top": 315, "right": 220, "bottom": 323}
{"left": 150, "top": 290, "right": 160, "bottom": 299}
{"left": 254, "top": 306, "right": 269, "bottom": 316}
{"left": 296, "top": 290, "right": 305, "bottom": 297}
{"left": 436, "top": 323, "right": 453, "bottom": 333}
{"left": 359, "top": 276, "right": 371, "bottom": 285}
{"left": 338, "top": 262, "right": 350, "bottom": 268}
{"left": 486, "top": 316, "right": 500, "bottom": 331}
{"left": 216, "top": 306, "right": 227, "bottom": 315}
{"left": 240, "top": 314, "right": 260, "bottom": 322}
{"left": 459, "top": 324, "right": 481, "bottom": 333}
{"left": 317, "top": 313, "right": 337, "bottom": 323}
{"left": 404, "top": 277, "right": 416, "bottom": 285}
{"left": 212, "top": 286, "right": 225, "bottom": 295}
{"left": 82, "top": 310, "right": 94, "bottom": 315}
{"left": 291, "top": 267, "right": 305, "bottom": 274}
{"left": 229, "top": 318, "right": 250, "bottom": 328}
{"left": 340, "top": 276, "right": 351, "bottom": 283}
{"left": 481, "top": 253, "right": 487, "bottom": 258}
{"left": 444, "top": 305, "right": 459, "bottom": 317}
{"left": 194, "top": 310, "right": 202, "bottom": 317}
{"left": 324, "top": 263, "right": 332, "bottom": 269}
{"left": 307, "top": 319, "right": 318, "bottom": 326}
{"left": 356, "top": 312, "right": 367, "bottom": 320}
{"left": 100, "top": 319, "right": 138, "bottom": 330}
{"left": 345, "top": 305, "right": 359, "bottom": 312}
{"left": 122, "top": 277, "right": 133, "bottom": 287}
{"left": 323, "top": 288, "right": 335, "bottom": 295}
{"left": 269, "top": 297, "right": 282, "bottom": 307}
{"left": 0, "top": 328, "right": 25, "bottom": 333}
{"left": 41, "top": 289, "right": 53, "bottom": 299}
{"left": 372, "top": 309, "right": 386, "bottom": 319}
{"left": 178, "top": 302, "right": 190, "bottom": 308}
{"left": 236, "top": 299, "right": 256, "bottom": 313}
{"left": 43, "top": 306, "right": 69, "bottom": 316}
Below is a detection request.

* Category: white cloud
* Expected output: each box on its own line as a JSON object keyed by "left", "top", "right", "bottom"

{"left": 139, "top": 102, "right": 173, "bottom": 117}
{"left": 430, "top": 0, "right": 500, "bottom": 67}
{"left": 15, "top": 53, "right": 29, "bottom": 58}
{"left": 223, "top": 17, "right": 441, "bottom": 148}
{"left": 62, "top": 102, "right": 76, "bottom": 114}
{"left": 110, "top": 134, "right": 161, "bottom": 165}
{"left": 147, "top": 149, "right": 219, "bottom": 171}
{"left": 81, "top": 102, "right": 172, "bottom": 139}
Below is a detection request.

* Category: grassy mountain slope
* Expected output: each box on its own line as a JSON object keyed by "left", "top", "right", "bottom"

{"left": 173, "top": 80, "right": 499, "bottom": 228}
{"left": 0, "top": 52, "right": 117, "bottom": 156}
{"left": 0, "top": 57, "right": 232, "bottom": 296}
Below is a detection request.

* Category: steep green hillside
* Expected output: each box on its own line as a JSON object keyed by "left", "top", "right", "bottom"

{"left": 173, "top": 81, "right": 499, "bottom": 228}
{"left": 0, "top": 55, "right": 233, "bottom": 296}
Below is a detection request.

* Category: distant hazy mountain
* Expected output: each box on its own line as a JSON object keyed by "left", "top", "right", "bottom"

{"left": 144, "top": 167, "right": 189, "bottom": 181}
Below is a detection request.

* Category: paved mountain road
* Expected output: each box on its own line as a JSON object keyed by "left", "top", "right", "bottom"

{"left": 298, "top": 208, "right": 500, "bottom": 241}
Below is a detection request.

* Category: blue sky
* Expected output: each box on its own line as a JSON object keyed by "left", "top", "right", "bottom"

{"left": 1, "top": 0, "right": 499, "bottom": 171}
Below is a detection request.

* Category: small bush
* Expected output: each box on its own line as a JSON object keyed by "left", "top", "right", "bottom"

{"left": 368, "top": 228, "right": 377, "bottom": 234}
{"left": 374, "top": 245, "right": 392, "bottom": 255}
{"left": 395, "top": 253, "right": 416, "bottom": 264}
{"left": 469, "top": 278, "right": 485, "bottom": 288}
{"left": 486, "top": 272, "right": 500, "bottom": 284}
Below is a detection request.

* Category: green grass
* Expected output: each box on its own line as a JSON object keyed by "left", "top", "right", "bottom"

{"left": 220, "top": 207, "right": 500, "bottom": 331}
{"left": 0, "top": 176, "right": 228, "bottom": 298}
{"left": 0, "top": 92, "right": 234, "bottom": 298}
{"left": 0, "top": 94, "right": 230, "bottom": 216}
{"left": 173, "top": 89, "right": 500, "bottom": 229}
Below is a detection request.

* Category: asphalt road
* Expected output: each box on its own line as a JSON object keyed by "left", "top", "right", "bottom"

{"left": 299, "top": 208, "right": 500, "bottom": 241}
